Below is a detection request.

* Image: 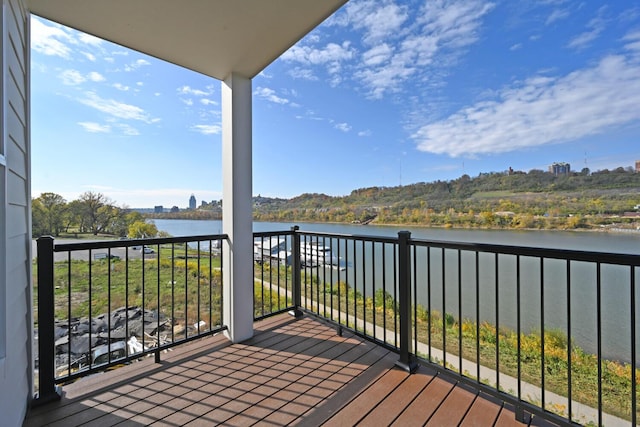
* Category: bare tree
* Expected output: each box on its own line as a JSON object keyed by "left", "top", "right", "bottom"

{"left": 77, "top": 191, "right": 120, "bottom": 235}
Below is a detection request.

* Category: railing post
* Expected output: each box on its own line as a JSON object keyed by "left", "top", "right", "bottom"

{"left": 289, "top": 226, "right": 303, "bottom": 318}
{"left": 35, "top": 236, "right": 62, "bottom": 404}
{"left": 395, "top": 231, "right": 418, "bottom": 373}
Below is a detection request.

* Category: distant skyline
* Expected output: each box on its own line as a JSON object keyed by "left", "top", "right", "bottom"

{"left": 31, "top": 0, "right": 640, "bottom": 208}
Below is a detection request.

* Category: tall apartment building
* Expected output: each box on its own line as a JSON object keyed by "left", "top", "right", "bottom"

{"left": 549, "top": 162, "right": 571, "bottom": 176}
{"left": 189, "top": 194, "right": 197, "bottom": 210}
{"left": 635, "top": 160, "right": 640, "bottom": 173}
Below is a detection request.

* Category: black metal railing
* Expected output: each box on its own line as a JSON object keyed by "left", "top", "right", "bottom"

{"left": 36, "top": 234, "right": 227, "bottom": 401}
{"left": 252, "top": 229, "right": 297, "bottom": 319}
{"left": 409, "top": 237, "right": 640, "bottom": 426}
{"left": 252, "top": 228, "right": 640, "bottom": 426}
{"left": 36, "top": 228, "right": 640, "bottom": 425}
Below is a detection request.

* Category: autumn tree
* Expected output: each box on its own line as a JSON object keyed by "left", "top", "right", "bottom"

{"left": 32, "top": 192, "right": 67, "bottom": 236}
{"left": 108, "top": 209, "right": 141, "bottom": 237}
{"left": 128, "top": 220, "right": 159, "bottom": 238}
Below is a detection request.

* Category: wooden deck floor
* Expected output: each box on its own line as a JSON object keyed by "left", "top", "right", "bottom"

{"left": 25, "top": 314, "right": 544, "bottom": 426}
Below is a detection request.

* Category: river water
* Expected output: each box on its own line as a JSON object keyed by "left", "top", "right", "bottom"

{"left": 152, "top": 219, "right": 640, "bottom": 363}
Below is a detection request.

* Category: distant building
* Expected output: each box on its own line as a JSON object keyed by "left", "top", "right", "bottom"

{"left": 170, "top": 206, "right": 180, "bottom": 213}
{"left": 635, "top": 160, "right": 640, "bottom": 173}
{"left": 154, "top": 205, "right": 164, "bottom": 214}
{"left": 549, "top": 162, "right": 571, "bottom": 176}
{"left": 189, "top": 194, "right": 196, "bottom": 210}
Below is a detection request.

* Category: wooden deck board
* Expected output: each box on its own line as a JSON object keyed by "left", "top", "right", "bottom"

{"left": 358, "top": 368, "right": 437, "bottom": 426}
{"left": 426, "top": 383, "right": 477, "bottom": 426}
{"left": 320, "top": 367, "right": 410, "bottom": 426}
{"left": 391, "top": 374, "right": 456, "bottom": 426}
{"left": 24, "top": 313, "right": 532, "bottom": 427}
{"left": 460, "top": 393, "right": 503, "bottom": 427}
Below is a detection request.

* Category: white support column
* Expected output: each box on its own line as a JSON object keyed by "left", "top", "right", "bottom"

{"left": 221, "top": 73, "right": 254, "bottom": 343}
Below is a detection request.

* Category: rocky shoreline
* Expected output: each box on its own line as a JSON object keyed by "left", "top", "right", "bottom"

{"left": 36, "top": 306, "right": 174, "bottom": 376}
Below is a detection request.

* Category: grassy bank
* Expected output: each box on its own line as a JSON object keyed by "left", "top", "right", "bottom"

{"left": 34, "top": 245, "right": 223, "bottom": 328}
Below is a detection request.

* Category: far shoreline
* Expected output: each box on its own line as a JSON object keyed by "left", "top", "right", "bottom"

{"left": 149, "top": 216, "right": 640, "bottom": 235}
{"left": 45, "top": 217, "right": 640, "bottom": 242}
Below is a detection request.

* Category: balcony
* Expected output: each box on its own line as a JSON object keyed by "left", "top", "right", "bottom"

{"left": 27, "top": 229, "right": 640, "bottom": 426}
{"left": 26, "top": 313, "right": 531, "bottom": 426}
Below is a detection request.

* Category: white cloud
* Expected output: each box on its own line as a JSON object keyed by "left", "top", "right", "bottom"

{"left": 567, "top": 7, "right": 607, "bottom": 50}
{"left": 510, "top": 43, "right": 522, "bottom": 51}
{"left": 419, "top": 0, "right": 495, "bottom": 48}
{"left": 182, "top": 99, "right": 194, "bottom": 106}
{"left": 337, "top": 0, "right": 409, "bottom": 45}
{"left": 546, "top": 8, "right": 570, "bottom": 25}
{"left": 78, "top": 122, "right": 110, "bottom": 133}
{"left": 60, "top": 70, "right": 105, "bottom": 85}
{"left": 31, "top": 17, "right": 106, "bottom": 61}
{"left": 124, "top": 59, "right": 151, "bottom": 71}
{"left": 200, "top": 99, "right": 218, "bottom": 106}
{"left": 113, "top": 83, "right": 130, "bottom": 91}
{"left": 177, "top": 85, "right": 213, "bottom": 96}
{"left": 59, "top": 69, "right": 86, "bottom": 85}
{"left": 79, "top": 91, "right": 158, "bottom": 123}
{"left": 288, "top": 68, "right": 318, "bottom": 81}
{"left": 88, "top": 71, "right": 106, "bottom": 82}
{"left": 78, "top": 33, "right": 103, "bottom": 47}
{"left": 412, "top": 54, "right": 640, "bottom": 157}
{"left": 358, "top": 130, "right": 372, "bottom": 137}
{"left": 82, "top": 52, "right": 97, "bottom": 61}
{"left": 354, "top": 0, "right": 494, "bottom": 98}
{"left": 362, "top": 44, "right": 394, "bottom": 66}
{"left": 254, "top": 87, "right": 290, "bottom": 104}
{"left": 116, "top": 124, "right": 140, "bottom": 136}
{"left": 191, "top": 124, "right": 222, "bottom": 135}
{"left": 335, "top": 123, "right": 352, "bottom": 132}
{"left": 281, "top": 41, "right": 355, "bottom": 76}
{"left": 31, "top": 17, "right": 73, "bottom": 58}
{"left": 283, "top": 1, "right": 494, "bottom": 97}
{"left": 567, "top": 29, "right": 601, "bottom": 50}
{"left": 623, "top": 30, "right": 640, "bottom": 53}
{"left": 355, "top": 56, "right": 417, "bottom": 98}
{"left": 296, "top": 110, "right": 325, "bottom": 121}
{"left": 293, "top": 41, "right": 354, "bottom": 65}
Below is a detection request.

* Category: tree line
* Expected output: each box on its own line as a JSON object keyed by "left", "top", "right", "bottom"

{"left": 251, "top": 166, "right": 640, "bottom": 230}
{"left": 36, "top": 165, "right": 640, "bottom": 236}
{"left": 32, "top": 191, "right": 159, "bottom": 238}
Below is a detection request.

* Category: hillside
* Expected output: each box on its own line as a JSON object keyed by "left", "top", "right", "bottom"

{"left": 250, "top": 167, "right": 640, "bottom": 229}
{"left": 150, "top": 166, "right": 640, "bottom": 230}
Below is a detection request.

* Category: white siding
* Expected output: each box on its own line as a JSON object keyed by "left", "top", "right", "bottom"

{"left": 0, "top": 0, "right": 32, "bottom": 425}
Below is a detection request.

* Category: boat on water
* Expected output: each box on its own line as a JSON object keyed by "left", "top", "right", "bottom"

{"left": 300, "top": 241, "right": 339, "bottom": 267}
{"left": 252, "top": 237, "right": 340, "bottom": 268}
{"left": 254, "top": 236, "right": 291, "bottom": 265}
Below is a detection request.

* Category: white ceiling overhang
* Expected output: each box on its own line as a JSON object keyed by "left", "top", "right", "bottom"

{"left": 27, "top": 0, "right": 348, "bottom": 80}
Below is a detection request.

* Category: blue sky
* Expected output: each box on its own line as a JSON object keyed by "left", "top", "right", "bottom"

{"left": 31, "top": 0, "right": 640, "bottom": 209}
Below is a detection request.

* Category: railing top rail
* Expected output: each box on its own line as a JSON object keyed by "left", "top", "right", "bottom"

{"left": 296, "top": 229, "right": 399, "bottom": 244}
{"left": 253, "top": 230, "right": 295, "bottom": 238}
{"left": 45, "top": 234, "right": 229, "bottom": 252}
{"left": 411, "top": 237, "right": 640, "bottom": 266}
